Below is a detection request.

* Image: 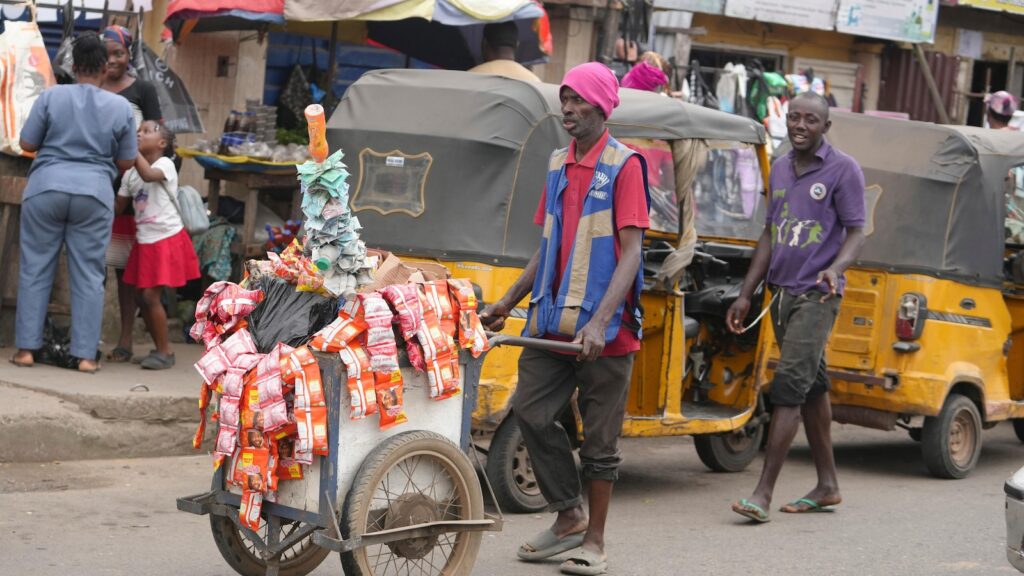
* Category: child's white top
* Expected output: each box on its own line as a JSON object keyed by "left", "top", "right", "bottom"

{"left": 117, "top": 157, "right": 184, "bottom": 244}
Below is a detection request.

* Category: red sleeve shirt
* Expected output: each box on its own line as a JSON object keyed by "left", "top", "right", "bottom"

{"left": 533, "top": 132, "right": 649, "bottom": 356}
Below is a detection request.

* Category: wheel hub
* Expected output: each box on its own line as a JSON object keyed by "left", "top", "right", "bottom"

{"left": 383, "top": 493, "right": 439, "bottom": 559}
{"left": 723, "top": 430, "right": 754, "bottom": 454}
{"left": 949, "top": 411, "right": 975, "bottom": 466}
{"left": 513, "top": 441, "right": 542, "bottom": 497}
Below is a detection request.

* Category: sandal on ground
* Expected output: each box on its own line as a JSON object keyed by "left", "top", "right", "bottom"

{"left": 780, "top": 497, "right": 837, "bottom": 514}
{"left": 9, "top": 353, "right": 33, "bottom": 368}
{"left": 140, "top": 352, "right": 175, "bottom": 370}
{"left": 106, "top": 347, "right": 133, "bottom": 363}
{"left": 131, "top": 349, "right": 158, "bottom": 364}
{"left": 77, "top": 360, "right": 101, "bottom": 374}
{"left": 560, "top": 549, "right": 608, "bottom": 576}
{"left": 731, "top": 498, "right": 771, "bottom": 523}
{"left": 517, "top": 529, "right": 585, "bottom": 561}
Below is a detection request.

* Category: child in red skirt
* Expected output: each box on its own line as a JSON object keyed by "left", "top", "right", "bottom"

{"left": 115, "top": 120, "right": 200, "bottom": 370}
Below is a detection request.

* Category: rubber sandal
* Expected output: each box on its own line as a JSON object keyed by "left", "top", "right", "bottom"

{"left": 106, "top": 347, "right": 133, "bottom": 363}
{"left": 78, "top": 360, "right": 101, "bottom": 374}
{"left": 131, "top": 350, "right": 158, "bottom": 365}
{"left": 517, "top": 529, "right": 585, "bottom": 561}
{"left": 732, "top": 498, "right": 770, "bottom": 523}
{"left": 9, "top": 355, "right": 33, "bottom": 368}
{"left": 560, "top": 549, "right": 608, "bottom": 575}
{"left": 140, "top": 352, "right": 175, "bottom": 370}
{"left": 780, "top": 497, "right": 837, "bottom": 514}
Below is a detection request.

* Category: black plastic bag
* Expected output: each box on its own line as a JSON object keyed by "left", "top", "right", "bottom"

{"left": 35, "top": 318, "right": 99, "bottom": 369}
{"left": 133, "top": 43, "right": 204, "bottom": 133}
{"left": 246, "top": 276, "right": 339, "bottom": 353}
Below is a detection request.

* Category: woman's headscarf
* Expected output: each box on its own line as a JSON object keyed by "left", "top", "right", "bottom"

{"left": 621, "top": 61, "right": 668, "bottom": 93}
{"left": 102, "top": 25, "right": 133, "bottom": 51}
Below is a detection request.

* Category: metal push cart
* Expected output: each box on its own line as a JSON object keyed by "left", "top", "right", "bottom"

{"left": 177, "top": 351, "right": 501, "bottom": 576}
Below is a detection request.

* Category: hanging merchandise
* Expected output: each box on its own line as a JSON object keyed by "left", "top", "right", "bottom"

{"left": 747, "top": 61, "right": 788, "bottom": 122}
{"left": 764, "top": 96, "right": 788, "bottom": 151}
{"left": 0, "top": 20, "right": 56, "bottom": 156}
{"left": 133, "top": 17, "right": 204, "bottom": 133}
{"left": 687, "top": 60, "right": 719, "bottom": 110}
{"left": 295, "top": 105, "right": 375, "bottom": 299}
{"left": 715, "top": 63, "right": 748, "bottom": 115}
{"left": 52, "top": 1, "right": 76, "bottom": 85}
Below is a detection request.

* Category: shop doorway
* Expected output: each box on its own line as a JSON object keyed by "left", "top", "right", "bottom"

{"left": 688, "top": 46, "right": 784, "bottom": 94}
{"left": 968, "top": 60, "right": 1008, "bottom": 127}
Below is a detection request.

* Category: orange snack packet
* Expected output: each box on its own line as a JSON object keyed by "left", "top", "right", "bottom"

{"left": 375, "top": 371, "right": 408, "bottom": 430}
{"left": 310, "top": 315, "right": 368, "bottom": 352}
{"left": 339, "top": 342, "right": 377, "bottom": 420}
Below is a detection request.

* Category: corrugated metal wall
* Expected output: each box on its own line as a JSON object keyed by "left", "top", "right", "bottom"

{"left": 878, "top": 46, "right": 960, "bottom": 124}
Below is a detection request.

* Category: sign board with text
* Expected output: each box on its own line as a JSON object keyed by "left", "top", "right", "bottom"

{"left": 835, "top": 0, "right": 938, "bottom": 43}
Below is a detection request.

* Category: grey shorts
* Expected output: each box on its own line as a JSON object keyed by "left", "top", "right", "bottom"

{"left": 768, "top": 288, "right": 840, "bottom": 407}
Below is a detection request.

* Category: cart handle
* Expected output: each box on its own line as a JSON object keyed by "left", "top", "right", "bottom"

{"left": 486, "top": 332, "right": 584, "bottom": 354}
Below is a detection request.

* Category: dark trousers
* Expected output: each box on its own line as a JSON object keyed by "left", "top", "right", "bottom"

{"left": 512, "top": 348, "right": 634, "bottom": 512}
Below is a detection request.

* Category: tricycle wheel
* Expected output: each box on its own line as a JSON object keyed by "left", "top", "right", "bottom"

{"left": 922, "top": 394, "right": 982, "bottom": 479}
{"left": 208, "top": 475, "right": 330, "bottom": 576}
{"left": 485, "top": 414, "right": 547, "bottom": 513}
{"left": 341, "top": 430, "right": 484, "bottom": 576}
{"left": 694, "top": 421, "right": 765, "bottom": 473}
{"left": 1012, "top": 420, "right": 1024, "bottom": 443}
{"left": 908, "top": 428, "right": 922, "bottom": 442}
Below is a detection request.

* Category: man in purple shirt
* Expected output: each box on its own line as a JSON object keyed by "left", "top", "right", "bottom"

{"left": 726, "top": 92, "right": 866, "bottom": 523}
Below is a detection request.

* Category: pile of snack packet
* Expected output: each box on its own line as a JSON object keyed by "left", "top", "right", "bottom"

{"left": 296, "top": 149, "right": 373, "bottom": 299}
{"left": 190, "top": 274, "right": 490, "bottom": 531}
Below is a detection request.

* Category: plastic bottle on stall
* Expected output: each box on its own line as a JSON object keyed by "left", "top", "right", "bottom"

{"left": 312, "top": 244, "right": 341, "bottom": 271}
{"left": 304, "top": 104, "right": 329, "bottom": 163}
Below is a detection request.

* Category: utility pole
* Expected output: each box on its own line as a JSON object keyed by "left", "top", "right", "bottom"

{"left": 599, "top": 0, "right": 623, "bottom": 64}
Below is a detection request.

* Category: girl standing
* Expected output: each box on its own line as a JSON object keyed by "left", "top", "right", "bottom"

{"left": 13, "top": 32, "right": 137, "bottom": 373}
{"left": 116, "top": 121, "right": 200, "bottom": 370}
{"left": 101, "top": 25, "right": 163, "bottom": 365}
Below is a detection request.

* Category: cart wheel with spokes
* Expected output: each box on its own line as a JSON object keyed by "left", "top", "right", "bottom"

{"left": 341, "top": 430, "right": 484, "bottom": 576}
{"left": 922, "top": 393, "right": 983, "bottom": 479}
{"left": 694, "top": 419, "right": 766, "bottom": 473}
{"left": 208, "top": 476, "right": 331, "bottom": 576}
{"left": 485, "top": 414, "right": 547, "bottom": 513}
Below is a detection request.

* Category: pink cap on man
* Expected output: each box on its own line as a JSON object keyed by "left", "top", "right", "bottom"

{"left": 561, "top": 62, "right": 620, "bottom": 119}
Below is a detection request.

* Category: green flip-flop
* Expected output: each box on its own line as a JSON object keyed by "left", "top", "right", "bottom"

{"left": 732, "top": 498, "right": 770, "bottom": 523}
{"left": 780, "top": 497, "right": 836, "bottom": 514}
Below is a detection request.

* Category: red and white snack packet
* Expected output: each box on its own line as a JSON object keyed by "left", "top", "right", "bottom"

{"left": 218, "top": 395, "right": 241, "bottom": 427}
{"left": 381, "top": 284, "right": 422, "bottom": 339}
{"left": 220, "top": 328, "right": 258, "bottom": 365}
{"left": 221, "top": 366, "right": 246, "bottom": 397}
{"left": 365, "top": 325, "right": 400, "bottom": 373}
{"left": 215, "top": 285, "right": 264, "bottom": 323}
{"left": 374, "top": 371, "right": 408, "bottom": 430}
{"left": 240, "top": 491, "right": 263, "bottom": 531}
{"left": 274, "top": 437, "right": 304, "bottom": 481}
{"left": 310, "top": 315, "right": 367, "bottom": 353}
{"left": 215, "top": 424, "right": 239, "bottom": 457}
{"left": 195, "top": 346, "right": 230, "bottom": 385}
{"left": 358, "top": 292, "right": 394, "bottom": 327}
{"left": 427, "top": 352, "right": 461, "bottom": 400}
{"left": 262, "top": 399, "right": 291, "bottom": 432}
{"left": 422, "top": 280, "right": 458, "bottom": 337}
{"left": 339, "top": 342, "right": 377, "bottom": 420}
{"left": 448, "top": 279, "right": 490, "bottom": 357}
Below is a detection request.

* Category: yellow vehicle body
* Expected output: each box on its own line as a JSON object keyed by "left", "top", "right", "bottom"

{"left": 757, "top": 270, "right": 1023, "bottom": 422}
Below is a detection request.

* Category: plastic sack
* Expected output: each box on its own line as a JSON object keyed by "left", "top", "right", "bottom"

{"left": 133, "top": 42, "right": 203, "bottom": 134}
{"left": 0, "top": 22, "right": 56, "bottom": 156}
{"left": 35, "top": 317, "right": 99, "bottom": 369}
{"left": 246, "top": 276, "right": 338, "bottom": 353}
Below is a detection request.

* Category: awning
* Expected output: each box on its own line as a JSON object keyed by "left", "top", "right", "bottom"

{"left": 165, "top": 0, "right": 285, "bottom": 42}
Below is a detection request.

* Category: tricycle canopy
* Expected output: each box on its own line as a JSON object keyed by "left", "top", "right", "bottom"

{"left": 327, "top": 68, "right": 766, "bottom": 266}
{"left": 816, "top": 112, "right": 1024, "bottom": 287}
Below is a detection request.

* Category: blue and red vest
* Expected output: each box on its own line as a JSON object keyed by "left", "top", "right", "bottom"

{"left": 525, "top": 136, "right": 650, "bottom": 342}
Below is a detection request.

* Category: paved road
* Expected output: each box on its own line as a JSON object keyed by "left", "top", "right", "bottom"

{"left": 2, "top": 424, "right": 1022, "bottom": 576}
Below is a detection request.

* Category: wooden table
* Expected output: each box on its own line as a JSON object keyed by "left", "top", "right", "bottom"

{"left": 203, "top": 167, "right": 301, "bottom": 256}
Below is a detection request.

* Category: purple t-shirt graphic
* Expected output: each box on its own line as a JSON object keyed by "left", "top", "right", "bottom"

{"left": 766, "top": 140, "right": 865, "bottom": 295}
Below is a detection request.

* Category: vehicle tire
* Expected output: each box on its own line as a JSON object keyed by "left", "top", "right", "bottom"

{"left": 209, "top": 475, "right": 330, "bottom": 576}
{"left": 485, "top": 415, "right": 548, "bottom": 514}
{"left": 921, "top": 394, "right": 983, "bottom": 479}
{"left": 1012, "top": 420, "right": 1024, "bottom": 443}
{"left": 694, "top": 419, "right": 766, "bottom": 473}
{"left": 340, "top": 431, "right": 484, "bottom": 576}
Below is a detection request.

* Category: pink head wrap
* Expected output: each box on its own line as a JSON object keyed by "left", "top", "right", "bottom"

{"left": 988, "top": 90, "right": 1019, "bottom": 117}
{"left": 561, "top": 62, "right": 620, "bottom": 119}
{"left": 621, "top": 61, "right": 668, "bottom": 92}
